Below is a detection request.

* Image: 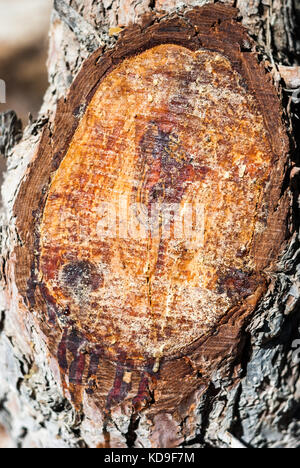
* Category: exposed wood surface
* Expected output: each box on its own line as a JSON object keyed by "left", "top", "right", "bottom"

{"left": 0, "top": 0, "right": 51, "bottom": 123}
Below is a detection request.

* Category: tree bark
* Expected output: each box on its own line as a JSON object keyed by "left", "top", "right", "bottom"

{"left": 0, "top": 0, "right": 300, "bottom": 449}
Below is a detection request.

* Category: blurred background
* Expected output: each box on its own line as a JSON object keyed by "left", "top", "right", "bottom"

{"left": 0, "top": 0, "right": 52, "bottom": 123}
{"left": 0, "top": 0, "right": 52, "bottom": 446}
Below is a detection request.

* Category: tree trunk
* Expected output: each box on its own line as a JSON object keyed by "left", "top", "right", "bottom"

{"left": 0, "top": 0, "right": 300, "bottom": 449}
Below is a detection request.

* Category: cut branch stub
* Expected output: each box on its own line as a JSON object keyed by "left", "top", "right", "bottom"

{"left": 14, "top": 5, "right": 290, "bottom": 413}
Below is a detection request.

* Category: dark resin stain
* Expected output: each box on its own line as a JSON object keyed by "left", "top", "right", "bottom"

{"left": 217, "top": 268, "right": 257, "bottom": 300}
{"left": 39, "top": 43, "right": 274, "bottom": 362}
{"left": 57, "top": 328, "right": 89, "bottom": 388}
{"left": 61, "top": 260, "right": 103, "bottom": 298}
{"left": 106, "top": 364, "right": 132, "bottom": 409}
{"left": 136, "top": 121, "right": 208, "bottom": 276}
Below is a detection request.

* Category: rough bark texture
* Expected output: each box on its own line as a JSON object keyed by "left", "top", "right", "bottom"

{"left": 0, "top": 0, "right": 300, "bottom": 449}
